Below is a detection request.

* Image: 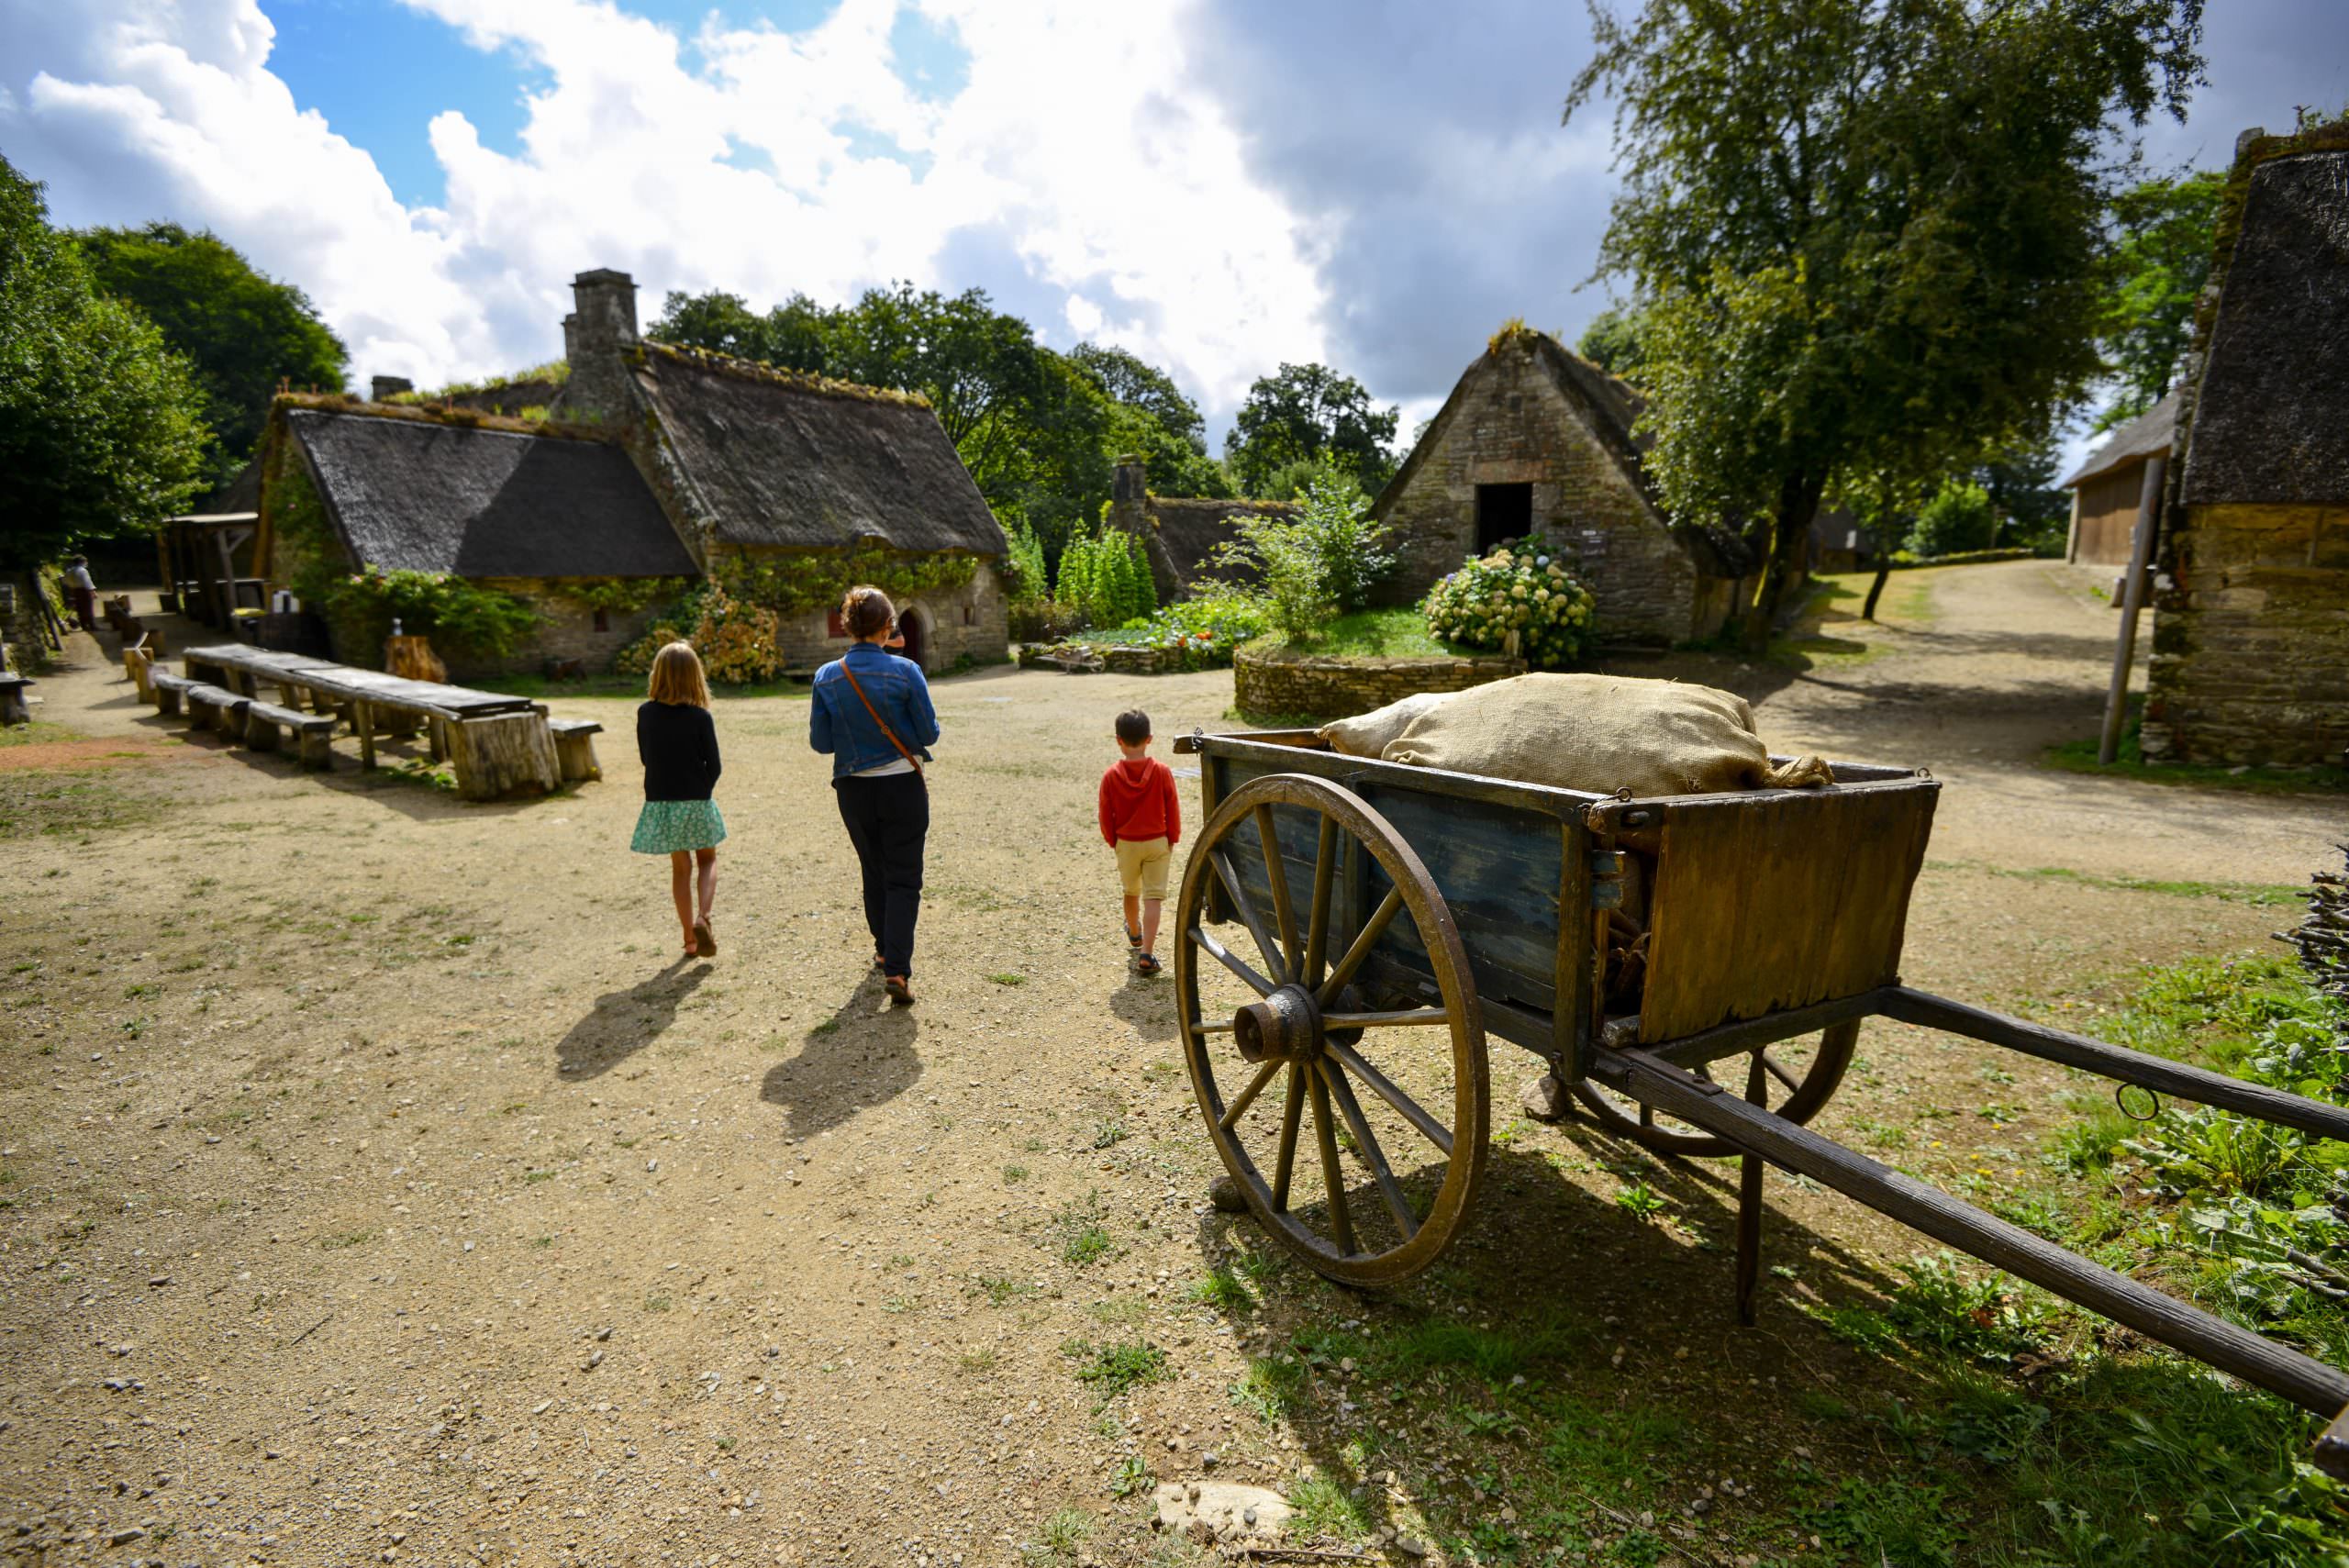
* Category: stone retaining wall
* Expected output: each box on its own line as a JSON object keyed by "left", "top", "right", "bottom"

{"left": 1232, "top": 644, "right": 1524, "bottom": 719}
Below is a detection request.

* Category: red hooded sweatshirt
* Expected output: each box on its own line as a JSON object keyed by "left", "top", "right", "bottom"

{"left": 1098, "top": 757, "right": 1181, "bottom": 848}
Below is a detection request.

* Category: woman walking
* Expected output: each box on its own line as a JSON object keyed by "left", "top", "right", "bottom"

{"left": 632, "top": 641, "right": 726, "bottom": 959}
{"left": 810, "top": 586, "right": 938, "bottom": 1006}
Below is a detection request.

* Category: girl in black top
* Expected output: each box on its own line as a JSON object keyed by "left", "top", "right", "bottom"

{"left": 629, "top": 642, "right": 726, "bottom": 959}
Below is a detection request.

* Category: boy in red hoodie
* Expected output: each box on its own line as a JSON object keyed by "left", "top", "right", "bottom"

{"left": 1098, "top": 709, "right": 1182, "bottom": 976}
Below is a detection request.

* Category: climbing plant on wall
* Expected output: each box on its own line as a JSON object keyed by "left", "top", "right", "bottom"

{"left": 710, "top": 547, "right": 976, "bottom": 617}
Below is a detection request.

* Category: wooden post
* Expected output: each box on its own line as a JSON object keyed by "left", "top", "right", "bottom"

{"left": 123, "top": 647, "right": 154, "bottom": 704}
{"left": 355, "top": 700, "right": 376, "bottom": 770}
{"left": 2098, "top": 452, "right": 2165, "bottom": 764}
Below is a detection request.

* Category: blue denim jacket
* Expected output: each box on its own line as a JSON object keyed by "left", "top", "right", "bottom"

{"left": 809, "top": 643, "right": 940, "bottom": 778}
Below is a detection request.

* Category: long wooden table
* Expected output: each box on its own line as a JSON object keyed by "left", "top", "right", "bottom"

{"left": 182, "top": 643, "right": 559, "bottom": 799}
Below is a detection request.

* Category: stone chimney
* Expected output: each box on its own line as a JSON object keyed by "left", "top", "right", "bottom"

{"left": 370, "top": 374, "right": 413, "bottom": 403}
{"left": 558, "top": 268, "right": 641, "bottom": 425}
{"left": 1112, "top": 454, "right": 1148, "bottom": 504}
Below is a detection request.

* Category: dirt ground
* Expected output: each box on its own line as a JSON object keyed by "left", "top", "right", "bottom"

{"left": 1, "top": 561, "right": 2339, "bottom": 1567}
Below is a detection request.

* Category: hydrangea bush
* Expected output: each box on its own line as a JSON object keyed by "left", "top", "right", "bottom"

{"left": 1419, "top": 540, "right": 1597, "bottom": 667}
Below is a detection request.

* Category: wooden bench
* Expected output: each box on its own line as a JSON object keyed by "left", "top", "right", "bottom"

{"left": 550, "top": 717, "right": 604, "bottom": 784}
{"left": 0, "top": 673, "right": 30, "bottom": 727}
{"left": 184, "top": 683, "right": 250, "bottom": 736}
{"left": 244, "top": 699, "right": 337, "bottom": 771}
{"left": 150, "top": 670, "right": 195, "bottom": 717}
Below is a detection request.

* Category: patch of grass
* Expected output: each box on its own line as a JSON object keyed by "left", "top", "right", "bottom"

{"left": 1051, "top": 1191, "right": 1114, "bottom": 1266}
{"left": 643, "top": 1294, "right": 672, "bottom": 1313}
{"left": 1932, "top": 859, "right": 2308, "bottom": 906}
{"left": 971, "top": 1275, "right": 1040, "bottom": 1307}
{"left": 2044, "top": 698, "right": 2348, "bottom": 795}
{"left": 1026, "top": 1507, "right": 1091, "bottom": 1562}
{"left": 1794, "top": 1473, "right": 1963, "bottom": 1568}
{"left": 1252, "top": 607, "right": 1471, "bottom": 662}
{"left": 0, "top": 718, "right": 83, "bottom": 747}
{"left": 985, "top": 972, "right": 1027, "bottom": 986}
{"left": 1108, "top": 1453, "right": 1152, "bottom": 1499}
{"left": 319, "top": 1229, "right": 373, "bottom": 1251}
{"left": 1187, "top": 1268, "right": 1253, "bottom": 1313}
{"left": 1615, "top": 1181, "right": 1666, "bottom": 1222}
{"left": 0, "top": 773, "right": 156, "bottom": 839}
{"left": 958, "top": 1347, "right": 997, "bottom": 1373}
{"left": 1001, "top": 1163, "right": 1029, "bottom": 1184}
{"left": 1285, "top": 1471, "right": 1375, "bottom": 1540}
{"left": 1229, "top": 1356, "right": 1303, "bottom": 1423}
{"left": 1090, "top": 1117, "right": 1128, "bottom": 1149}
{"left": 1376, "top": 1318, "right": 1574, "bottom": 1384}
{"left": 1067, "top": 1340, "right": 1171, "bottom": 1402}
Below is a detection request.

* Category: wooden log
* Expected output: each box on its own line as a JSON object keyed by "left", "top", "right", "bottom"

{"left": 123, "top": 647, "right": 155, "bottom": 704}
{"left": 1599, "top": 1047, "right": 2349, "bottom": 1418}
{"left": 384, "top": 634, "right": 448, "bottom": 684}
{"left": 245, "top": 706, "right": 281, "bottom": 752}
{"left": 448, "top": 713, "right": 558, "bottom": 801}
{"left": 0, "top": 677, "right": 29, "bottom": 728}
{"left": 550, "top": 718, "right": 603, "bottom": 784}
{"left": 150, "top": 673, "right": 188, "bottom": 717}
{"left": 355, "top": 700, "right": 376, "bottom": 771}
{"left": 1883, "top": 987, "right": 2349, "bottom": 1143}
{"left": 297, "top": 720, "right": 334, "bottom": 772}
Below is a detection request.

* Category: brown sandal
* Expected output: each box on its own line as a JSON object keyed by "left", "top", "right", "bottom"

{"left": 694, "top": 920, "right": 717, "bottom": 958}
{"left": 884, "top": 976, "right": 914, "bottom": 1006}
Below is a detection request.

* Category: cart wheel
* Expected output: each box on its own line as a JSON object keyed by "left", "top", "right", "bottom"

{"left": 1175, "top": 774, "right": 1488, "bottom": 1287}
{"left": 1571, "top": 1019, "right": 1861, "bottom": 1158}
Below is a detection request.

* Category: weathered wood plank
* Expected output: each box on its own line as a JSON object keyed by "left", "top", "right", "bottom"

{"left": 1598, "top": 1046, "right": 2349, "bottom": 1418}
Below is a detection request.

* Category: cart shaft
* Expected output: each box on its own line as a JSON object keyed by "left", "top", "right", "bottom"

{"left": 1594, "top": 1045, "right": 2349, "bottom": 1419}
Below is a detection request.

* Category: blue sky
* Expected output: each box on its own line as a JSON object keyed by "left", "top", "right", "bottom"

{"left": 5, "top": 0, "right": 2344, "bottom": 467}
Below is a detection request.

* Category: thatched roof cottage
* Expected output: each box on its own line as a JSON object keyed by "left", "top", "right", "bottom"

{"left": 255, "top": 269, "right": 1009, "bottom": 678}
{"left": 2143, "top": 121, "right": 2349, "bottom": 768}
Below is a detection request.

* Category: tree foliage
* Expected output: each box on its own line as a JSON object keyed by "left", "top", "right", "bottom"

{"left": 1905, "top": 480, "right": 1999, "bottom": 558}
{"left": 1575, "top": 305, "right": 1650, "bottom": 380}
{"left": 0, "top": 157, "right": 207, "bottom": 568}
{"left": 2093, "top": 170, "right": 2225, "bottom": 431}
{"left": 1069, "top": 342, "right": 1231, "bottom": 499}
{"left": 75, "top": 222, "right": 349, "bottom": 487}
{"left": 1223, "top": 362, "right": 1399, "bottom": 498}
{"left": 1567, "top": 0, "right": 2204, "bottom": 649}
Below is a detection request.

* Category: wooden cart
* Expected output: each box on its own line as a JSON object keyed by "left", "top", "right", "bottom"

{"left": 1170, "top": 727, "right": 2349, "bottom": 1475}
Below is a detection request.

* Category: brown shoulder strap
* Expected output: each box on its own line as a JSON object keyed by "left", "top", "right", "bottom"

{"left": 839, "top": 662, "right": 922, "bottom": 774}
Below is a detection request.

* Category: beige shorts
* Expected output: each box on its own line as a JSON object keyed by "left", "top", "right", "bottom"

{"left": 1115, "top": 836, "right": 1173, "bottom": 901}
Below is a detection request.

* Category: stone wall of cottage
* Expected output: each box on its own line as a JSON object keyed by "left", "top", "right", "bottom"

{"left": 767, "top": 561, "right": 1012, "bottom": 674}
{"left": 1232, "top": 645, "right": 1525, "bottom": 720}
{"left": 434, "top": 580, "right": 671, "bottom": 681}
{"left": 2143, "top": 502, "right": 2349, "bottom": 767}
{"left": 1375, "top": 348, "right": 1709, "bottom": 645}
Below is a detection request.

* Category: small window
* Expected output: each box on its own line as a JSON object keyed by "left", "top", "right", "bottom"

{"left": 963, "top": 604, "right": 976, "bottom": 627}
{"left": 592, "top": 607, "right": 609, "bottom": 633}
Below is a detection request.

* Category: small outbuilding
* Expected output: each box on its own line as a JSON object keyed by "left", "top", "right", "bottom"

{"left": 1104, "top": 457, "right": 1297, "bottom": 604}
{"left": 2061, "top": 390, "right": 2179, "bottom": 568}
{"left": 2143, "top": 122, "right": 2349, "bottom": 768}
{"left": 1368, "top": 325, "right": 1761, "bottom": 645}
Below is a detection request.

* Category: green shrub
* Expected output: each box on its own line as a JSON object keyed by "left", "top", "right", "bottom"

{"left": 1905, "top": 480, "right": 1998, "bottom": 557}
{"left": 1419, "top": 538, "right": 1596, "bottom": 667}
{"left": 1296, "top": 458, "right": 1394, "bottom": 611}
{"left": 317, "top": 566, "right": 539, "bottom": 662}
{"left": 1054, "top": 528, "right": 1156, "bottom": 630}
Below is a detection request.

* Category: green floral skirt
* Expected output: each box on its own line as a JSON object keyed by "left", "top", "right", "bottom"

{"left": 630, "top": 798, "right": 728, "bottom": 854}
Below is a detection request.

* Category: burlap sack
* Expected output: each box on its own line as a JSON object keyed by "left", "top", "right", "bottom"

{"left": 1380, "top": 673, "right": 1832, "bottom": 796}
{"left": 1319, "top": 692, "right": 1456, "bottom": 759}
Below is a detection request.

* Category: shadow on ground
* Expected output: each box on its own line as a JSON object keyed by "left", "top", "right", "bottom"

{"left": 761, "top": 971, "right": 922, "bottom": 1136}
{"left": 555, "top": 957, "right": 710, "bottom": 1079}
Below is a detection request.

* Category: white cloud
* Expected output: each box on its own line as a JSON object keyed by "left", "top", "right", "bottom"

{"left": 0, "top": 0, "right": 1330, "bottom": 414}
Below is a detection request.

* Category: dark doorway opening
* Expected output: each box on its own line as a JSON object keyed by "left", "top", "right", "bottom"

{"left": 1475, "top": 484, "right": 1533, "bottom": 555}
{"left": 895, "top": 609, "right": 927, "bottom": 670}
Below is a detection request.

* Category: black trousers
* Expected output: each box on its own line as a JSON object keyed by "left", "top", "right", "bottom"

{"left": 834, "top": 772, "right": 928, "bottom": 978}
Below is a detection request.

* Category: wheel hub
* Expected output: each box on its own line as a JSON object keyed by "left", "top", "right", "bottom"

{"left": 1232, "top": 984, "right": 1323, "bottom": 1063}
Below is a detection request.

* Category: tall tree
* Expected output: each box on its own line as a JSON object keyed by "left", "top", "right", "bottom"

{"left": 1567, "top": 0, "right": 2204, "bottom": 650}
{"left": 1223, "top": 362, "right": 1398, "bottom": 497}
{"left": 652, "top": 287, "right": 834, "bottom": 375}
{"left": 2093, "top": 170, "right": 2224, "bottom": 430}
{"left": 1575, "top": 304, "right": 1650, "bottom": 379}
{"left": 0, "top": 159, "right": 206, "bottom": 570}
{"left": 76, "top": 222, "right": 346, "bottom": 485}
{"left": 1069, "top": 342, "right": 1230, "bottom": 498}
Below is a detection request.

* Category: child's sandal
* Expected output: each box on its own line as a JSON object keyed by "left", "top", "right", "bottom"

{"left": 1126, "top": 924, "right": 1143, "bottom": 950}
{"left": 1134, "top": 953, "right": 1162, "bottom": 977}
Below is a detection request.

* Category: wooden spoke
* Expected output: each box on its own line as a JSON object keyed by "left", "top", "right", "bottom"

{"left": 1326, "top": 1038, "right": 1454, "bottom": 1157}
{"left": 1302, "top": 815, "right": 1337, "bottom": 989}
{"left": 1321, "top": 1055, "right": 1419, "bottom": 1240}
{"left": 1189, "top": 925, "right": 1276, "bottom": 997}
{"left": 1316, "top": 885, "right": 1405, "bottom": 1007}
{"left": 1270, "top": 1065, "right": 1305, "bottom": 1213}
{"left": 1759, "top": 1050, "right": 1801, "bottom": 1095}
{"left": 1321, "top": 1008, "right": 1451, "bottom": 1029}
{"left": 1210, "top": 851, "right": 1291, "bottom": 986}
{"left": 1253, "top": 805, "right": 1302, "bottom": 979}
{"left": 1219, "top": 1059, "right": 1283, "bottom": 1131}
{"left": 1306, "top": 1061, "right": 1357, "bottom": 1256}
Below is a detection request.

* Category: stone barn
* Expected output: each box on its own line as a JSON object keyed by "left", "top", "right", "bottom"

{"left": 1370, "top": 325, "right": 1758, "bottom": 645}
{"left": 2143, "top": 123, "right": 2349, "bottom": 769}
{"left": 256, "top": 268, "right": 1009, "bottom": 678}
{"left": 2062, "top": 390, "right": 2179, "bottom": 569}
{"left": 1103, "top": 456, "right": 1297, "bottom": 603}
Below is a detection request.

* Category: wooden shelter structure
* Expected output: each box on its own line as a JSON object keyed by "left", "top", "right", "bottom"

{"left": 157, "top": 512, "right": 263, "bottom": 628}
{"left": 2062, "top": 390, "right": 2179, "bottom": 569}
